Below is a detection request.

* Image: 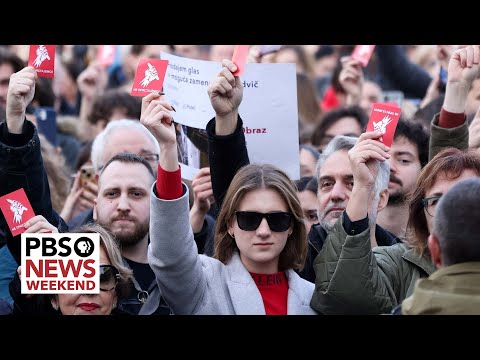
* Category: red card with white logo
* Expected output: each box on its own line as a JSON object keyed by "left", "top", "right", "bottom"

{"left": 366, "top": 103, "right": 402, "bottom": 147}
{"left": 97, "top": 45, "right": 117, "bottom": 67}
{"left": 232, "top": 45, "right": 249, "bottom": 76}
{"left": 0, "top": 188, "right": 36, "bottom": 237}
{"left": 28, "top": 45, "right": 56, "bottom": 78}
{"left": 130, "top": 58, "right": 169, "bottom": 97}
{"left": 351, "top": 45, "right": 376, "bottom": 67}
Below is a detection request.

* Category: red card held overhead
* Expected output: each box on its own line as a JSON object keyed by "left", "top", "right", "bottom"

{"left": 131, "top": 58, "right": 169, "bottom": 97}
{"left": 366, "top": 103, "right": 402, "bottom": 148}
{"left": 0, "top": 188, "right": 36, "bottom": 237}
{"left": 97, "top": 45, "right": 117, "bottom": 67}
{"left": 232, "top": 45, "right": 249, "bottom": 76}
{"left": 28, "top": 45, "right": 56, "bottom": 78}
{"left": 351, "top": 45, "right": 376, "bottom": 67}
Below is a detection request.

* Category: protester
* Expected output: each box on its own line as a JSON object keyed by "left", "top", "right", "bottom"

{"left": 66, "top": 118, "right": 160, "bottom": 228}
{"left": 376, "top": 120, "right": 429, "bottom": 237}
{"left": 311, "top": 146, "right": 480, "bottom": 314}
{"left": 142, "top": 65, "right": 317, "bottom": 314}
{"left": 397, "top": 178, "right": 480, "bottom": 315}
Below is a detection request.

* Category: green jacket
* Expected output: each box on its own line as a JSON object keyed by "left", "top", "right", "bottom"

{"left": 429, "top": 113, "right": 469, "bottom": 161}
{"left": 310, "top": 218, "right": 436, "bottom": 314}
{"left": 401, "top": 262, "right": 480, "bottom": 315}
{"left": 309, "top": 113, "right": 468, "bottom": 315}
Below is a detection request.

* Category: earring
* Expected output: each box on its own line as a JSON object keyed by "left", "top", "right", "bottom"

{"left": 230, "top": 232, "right": 235, "bottom": 239}
{"left": 112, "top": 303, "right": 117, "bottom": 309}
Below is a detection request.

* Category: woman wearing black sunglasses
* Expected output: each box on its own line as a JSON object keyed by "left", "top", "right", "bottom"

{"left": 11, "top": 219, "right": 133, "bottom": 315}
{"left": 141, "top": 63, "right": 317, "bottom": 314}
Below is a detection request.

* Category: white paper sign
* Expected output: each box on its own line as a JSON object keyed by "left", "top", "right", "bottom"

{"left": 161, "top": 52, "right": 300, "bottom": 180}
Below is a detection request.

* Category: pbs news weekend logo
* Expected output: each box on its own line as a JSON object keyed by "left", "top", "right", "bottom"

{"left": 21, "top": 233, "right": 100, "bottom": 294}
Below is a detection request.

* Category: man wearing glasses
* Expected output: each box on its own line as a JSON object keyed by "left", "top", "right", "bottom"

{"left": 398, "top": 177, "right": 480, "bottom": 315}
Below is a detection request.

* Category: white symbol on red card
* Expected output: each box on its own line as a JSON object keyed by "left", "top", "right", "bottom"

{"left": 33, "top": 45, "right": 51, "bottom": 68}
{"left": 140, "top": 63, "right": 160, "bottom": 87}
{"left": 373, "top": 115, "right": 393, "bottom": 142}
{"left": 7, "top": 199, "right": 28, "bottom": 224}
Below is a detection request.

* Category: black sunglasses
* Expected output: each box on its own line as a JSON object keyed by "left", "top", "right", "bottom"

{"left": 235, "top": 211, "right": 293, "bottom": 232}
{"left": 99, "top": 265, "right": 120, "bottom": 292}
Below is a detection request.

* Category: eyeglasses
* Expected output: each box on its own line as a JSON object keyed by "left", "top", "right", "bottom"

{"left": 99, "top": 265, "right": 120, "bottom": 292}
{"left": 421, "top": 195, "right": 442, "bottom": 217}
{"left": 235, "top": 211, "right": 293, "bottom": 232}
{"left": 141, "top": 153, "right": 159, "bottom": 162}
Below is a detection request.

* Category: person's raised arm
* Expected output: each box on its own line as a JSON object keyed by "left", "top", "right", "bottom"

{"left": 208, "top": 59, "right": 243, "bottom": 135}
{"left": 338, "top": 56, "right": 364, "bottom": 107}
{"left": 5, "top": 66, "right": 36, "bottom": 134}
{"left": 143, "top": 93, "right": 207, "bottom": 314}
{"left": 430, "top": 45, "right": 480, "bottom": 160}
{"left": 76, "top": 63, "right": 108, "bottom": 141}
{"left": 345, "top": 132, "right": 390, "bottom": 224}
{"left": 140, "top": 92, "right": 181, "bottom": 199}
{"left": 206, "top": 59, "right": 248, "bottom": 209}
{"left": 190, "top": 167, "right": 214, "bottom": 227}
{"left": 1, "top": 67, "right": 68, "bottom": 263}
{"left": 311, "top": 133, "right": 395, "bottom": 314}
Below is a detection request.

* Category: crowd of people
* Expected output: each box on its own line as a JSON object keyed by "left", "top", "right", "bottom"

{"left": 0, "top": 44, "right": 479, "bottom": 315}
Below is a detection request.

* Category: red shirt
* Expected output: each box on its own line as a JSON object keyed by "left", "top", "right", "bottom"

{"left": 156, "top": 164, "right": 183, "bottom": 200}
{"left": 250, "top": 272, "right": 288, "bottom": 315}
{"left": 438, "top": 107, "right": 466, "bottom": 129}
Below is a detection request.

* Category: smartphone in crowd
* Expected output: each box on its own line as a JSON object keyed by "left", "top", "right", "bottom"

{"left": 35, "top": 107, "right": 57, "bottom": 147}
{"left": 258, "top": 45, "right": 284, "bottom": 57}
{"left": 80, "top": 164, "right": 96, "bottom": 188}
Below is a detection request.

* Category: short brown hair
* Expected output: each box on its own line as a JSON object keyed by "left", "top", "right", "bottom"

{"left": 406, "top": 148, "right": 480, "bottom": 257}
{"left": 214, "top": 164, "right": 308, "bottom": 271}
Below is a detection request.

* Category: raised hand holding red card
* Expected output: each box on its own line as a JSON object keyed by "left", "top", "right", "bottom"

{"left": 131, "top": 58, "right": 169, "bottom": 97}
{"left": 28, "top": 45, "right": 56, "bottom": 78}
{"left": 0, "top": 188, "right": 36, "bottom": 237}
{"left": 365, "top": 103, "right": 401, "bottom": 148}
{"left": 351, "top": 45, "right": 376, "bottom": 67}
{"left": 232, "top": 45, "right": 249, "bottom": 76}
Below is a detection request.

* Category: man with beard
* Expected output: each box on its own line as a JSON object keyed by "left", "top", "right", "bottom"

{"left": 93, "top": 152, "right": 170, "bottom": 315}
{"left": 376, "top": 120, "right": 429, "bottom": 237}
{"left": 0, "top": 66, "right": 169, "bottom": 315}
